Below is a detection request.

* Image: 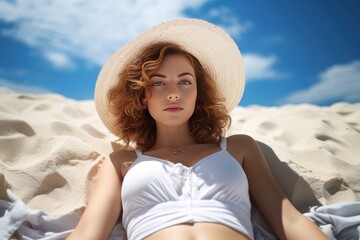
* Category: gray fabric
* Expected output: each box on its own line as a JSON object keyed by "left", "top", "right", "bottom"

{"left": 304, "top": 202, "right": 360, "bottom": 240}
{"left": 252, "top": 223, "right": 277, "bottom": 240}
{"left": 0, "top": 189, "right": 126, "bottom": 240}
{"left": 253, "top": 202, "right": 360, "bottom": 240}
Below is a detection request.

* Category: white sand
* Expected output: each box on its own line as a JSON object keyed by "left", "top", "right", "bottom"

{"left": 0, "top": 91, "right": 359, "bottom": 215}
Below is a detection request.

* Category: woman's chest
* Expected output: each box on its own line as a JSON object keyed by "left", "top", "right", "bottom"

{"left": 121, "top": 153, "right": 249, "bottom": 202}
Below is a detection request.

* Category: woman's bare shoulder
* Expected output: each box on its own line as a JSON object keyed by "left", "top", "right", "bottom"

{"left": 227, "top": 134, "right": 256, "bottom": 150}
{"left": 227, "top": 133, "right": 254, "bottom": 142}
{"left": 226, "top": 134, "right": 256, "bottom": 165}
{"left": 109, "top": 149, "right": 138, "bottom": 178}
{"left": 109, "top": 148, "right": 137, "bottom": 162}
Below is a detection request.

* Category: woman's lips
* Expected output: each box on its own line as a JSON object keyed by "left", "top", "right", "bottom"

{"left": 164, "top": 107, "right": 183, "bottom": 112}
{"left": 163, "top": 105, "right": 183, "bottom": 112}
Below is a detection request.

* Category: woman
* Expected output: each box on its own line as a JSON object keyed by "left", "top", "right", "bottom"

{"left": 68, "top": 18, "right": 328, "bottom": 240}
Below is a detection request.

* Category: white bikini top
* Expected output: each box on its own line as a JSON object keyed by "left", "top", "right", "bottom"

{"left": 121, "top": 137, "right": 254, "bottom": 240}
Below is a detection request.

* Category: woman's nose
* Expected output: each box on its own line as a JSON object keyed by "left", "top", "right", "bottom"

{"left": 167, "top": 93, "right": 180, "bottom": 101}
{"left": 167, "top": 83, "right": 180, "bottom": 101}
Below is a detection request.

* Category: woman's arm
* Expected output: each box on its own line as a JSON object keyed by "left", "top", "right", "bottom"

{"left": 228, "top": 135, "right": 328, "bottom": 240}
{"left": 67, "top": 152, "right": 125, "bottom": 240}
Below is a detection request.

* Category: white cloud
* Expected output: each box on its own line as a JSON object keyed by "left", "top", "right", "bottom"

{"left": 0, "top": 78, "right": 51, "bottom": 94}
{"left": 284, "top": 61, "right": 360, "bottom": 104}
{"left": 208, "top": 6, "right": 252, "bottom": 38}
{"left": 44, "top": 51, "right": 74, "bottom": 69}
{"left": 243, "top": 54, "right": 286, "bottom": 80}
{"left": 0, "top": 0, "right": 218, "bottom": 68}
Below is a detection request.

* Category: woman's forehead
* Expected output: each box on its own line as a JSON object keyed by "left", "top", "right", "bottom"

{"left": 155, "top": 55, "right": 195, "bottom": 75}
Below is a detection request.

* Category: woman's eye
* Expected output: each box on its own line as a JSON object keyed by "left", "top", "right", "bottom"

{"left": 179, "top": 80, "right": 192, "bottom": 85}
{"left": 151, "top": 81, "right": 164, "bottom": 87}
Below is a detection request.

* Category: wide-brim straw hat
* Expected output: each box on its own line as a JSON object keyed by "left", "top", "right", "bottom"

{"left": 95, "top": 18, "right": 245, "bottom": 136}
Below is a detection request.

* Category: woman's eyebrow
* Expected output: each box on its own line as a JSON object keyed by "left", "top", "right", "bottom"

{"left": 178, "top": 72, "right": 194, "bottom": 78}
{"left": 150, "top": 72, "right": 194, "bottom": 78}
{"left": 150, "top": 73, "right": 166, "bottom": 79}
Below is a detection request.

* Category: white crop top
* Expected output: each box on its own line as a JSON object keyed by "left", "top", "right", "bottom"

{"left": 121, "top": 137, "right": 254, "bottom": 240}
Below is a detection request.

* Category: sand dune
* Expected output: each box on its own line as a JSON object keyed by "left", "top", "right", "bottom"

{"left": 0, "top": 91, "right": 359, "bottom": 216}
{"left": 229, "top": 103, "right": 360, "bottom": 206}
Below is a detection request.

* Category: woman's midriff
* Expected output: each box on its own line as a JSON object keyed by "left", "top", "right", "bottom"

{"left": 144, "top": 222, "right": 251, "bottom": 240}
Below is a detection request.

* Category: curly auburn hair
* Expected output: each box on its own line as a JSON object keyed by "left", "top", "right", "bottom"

{"left": 108, "top": 42, "right": 231, "bottom": 151}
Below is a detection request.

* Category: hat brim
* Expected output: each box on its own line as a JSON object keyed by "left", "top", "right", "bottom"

{"left": 95, "top": 18, "right": 245, "bottom": 136}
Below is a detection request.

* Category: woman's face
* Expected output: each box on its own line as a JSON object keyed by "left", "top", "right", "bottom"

{"left": 145, "top": 54, "right": 197, "bottom": 128}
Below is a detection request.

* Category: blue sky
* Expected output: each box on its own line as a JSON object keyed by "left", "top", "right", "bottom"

{"left": 0, "top": 0, "right": 359, "bottom": 106}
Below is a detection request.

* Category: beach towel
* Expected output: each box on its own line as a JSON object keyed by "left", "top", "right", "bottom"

{"left": 304, "top": 202, "right": 360, "bottom": 240}
{"left": 0, "top": 189, "right": 126, "bottom": 240}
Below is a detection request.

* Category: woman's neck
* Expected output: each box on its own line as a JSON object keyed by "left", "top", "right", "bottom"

{"left": 154, "top": 123, "right": 195, "bottom": 149}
